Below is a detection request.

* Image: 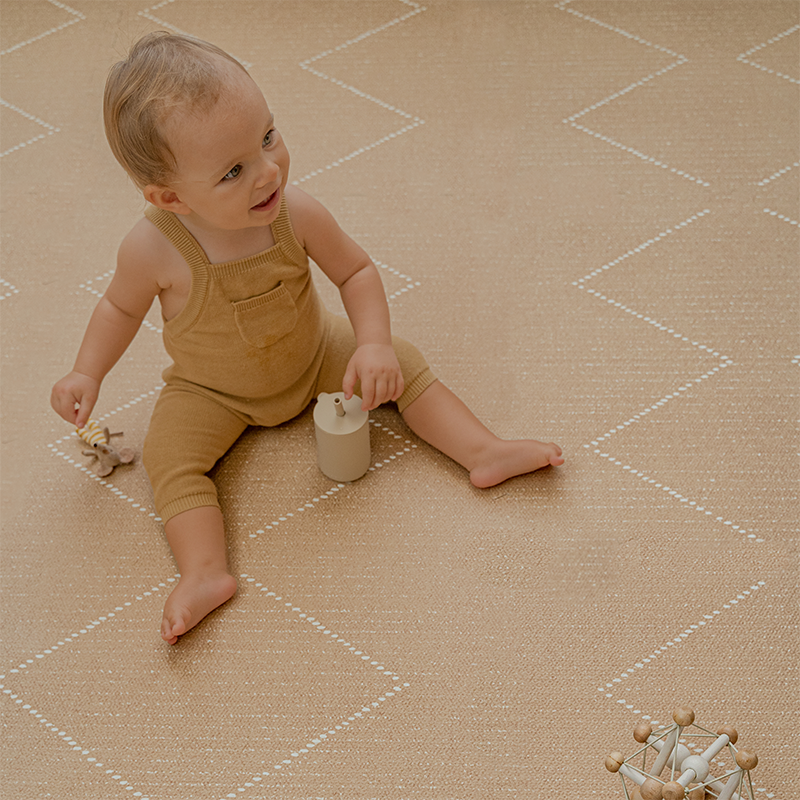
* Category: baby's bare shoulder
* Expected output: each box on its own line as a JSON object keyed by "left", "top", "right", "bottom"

{"left": 118, "top": 217, "right": 170, "bottom": 266}
{"left": 285, "top": 185, "right": 339, "bottom": 248}
{"left": 117, "top": 216, "right": 184, "bottom": 284}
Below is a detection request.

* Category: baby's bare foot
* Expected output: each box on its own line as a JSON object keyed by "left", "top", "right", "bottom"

{"left": 161, "top": 572, "right": 238, "bottom": 645}
{"left": 469, "top": 439, "right": 564, "bottom": 489}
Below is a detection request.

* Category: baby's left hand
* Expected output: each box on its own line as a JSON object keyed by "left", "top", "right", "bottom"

{"left": 343, "top": 343, "right": 404, "bottom": 410}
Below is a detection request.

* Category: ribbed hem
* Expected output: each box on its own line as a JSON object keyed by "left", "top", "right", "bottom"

{"left": 397, "top": 368, "right": 437, "bottom": 414}
{"left": 158, "top": 493, "right": 220, "bottom": 524}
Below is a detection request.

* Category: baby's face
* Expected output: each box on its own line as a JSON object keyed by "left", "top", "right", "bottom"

{"left": 163, "top": 69, "right": 290, "bottom": 234}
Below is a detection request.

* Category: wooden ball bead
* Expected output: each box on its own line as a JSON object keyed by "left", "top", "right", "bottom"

{"left": 736, "top": 749, "right": 758, "bottom": 770}
{"left": 717, "top": 724, "right": 738, "bottom": 745}
{"left": 662, "top": 781, "right": 685, "bottom": 800}
{"left": 640, "top": 777, "right": 664, "bottom": 800}
{"left": 688, "top": 785, "right": 706, "bottom": 800}
{"left": 633, "top": 721, "right": 653, "bottom": 743}
{"left": 604, "top": 751, "right": 625, "bottom": 773}
{"left": 672, "top": 705, "right": 695, "bottom": 727}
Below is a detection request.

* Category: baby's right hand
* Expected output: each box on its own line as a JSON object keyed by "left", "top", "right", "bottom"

{"left": 50, "top": 372, "right": 101, "bottom": 428}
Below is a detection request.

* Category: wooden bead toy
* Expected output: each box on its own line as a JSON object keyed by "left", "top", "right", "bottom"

{"left": 717, "top": 725, "right": 738, "bottom": 745}
{"left": 640, "top": 778, "right": 664, "bottom": 800}
{"left": 672, "top": 706, "right": 695, "bottom": 727}
{"left": 663, "top": 782, "right": 685, "bottom": 800}
{"left": 605, "top": 752, "right": 625, "bottom": 772}
{"left": 634, "top": 721, "right": 653, "bottom": 743}
{"left": 605, "top": 705, "right": 760, "bottom": 800}
{"left": 735, "top": 751, "right": 758, "bottom": 771}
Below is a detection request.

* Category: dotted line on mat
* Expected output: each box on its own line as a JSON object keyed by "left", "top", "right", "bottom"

{"left": 585, "top": 357, "right": 733, "bottom": 446}
{"left": 0, "top": 98, "right": 60, "bottom": 158}
{"left": 248, "top": 420, "right": 416, "bottom": 540}
{"left": 554, "top": 0, "right": 683, "bottom": 58}
{"left": 244, "top": 579, "right": 404, "bottom": 682}
{"left": 225, "top": 696, "right": 409, "bottom": 797}
{"left": 300, "top": 0, "right": 426, "bottom": 70}
{"left": 555, "top": 2, "right": 709, "bottom": 186}
{"left": 579, "top": 285, "right": 734, "bottom": 372}
{"left": 294, "top": 1, "right": 426, "bottom": 185}
{"left": 598, "top": 583, "right": 766, "bottom": 708}
{"left": 757, "top": 161, "right": 799, "bottom": 187}
{"left": 0, "top": 694, "right": 147, "bottom": 796}
{"left": 2, "top": 580, "right": 177, "bottom": 679}
{"left": 137, "top": 0, "right": 252, "bottom": 69}
{"left": 1, "top": 278, "right": 20, "bottom": 300}
{"left": 376, "top": 259, "right": 421, "bottom": 301}
{"left": 0, "top": 0, "right": 85, "bottom": 56}
{"left": 573, "top": 210, "right": 711, "bottom": 285}
{"left": 566, "top": 122, "right": 710, "bottom": 186}
{"left": 0, "top": 574, "right": 175, "bottom": 800}
{"left": 737, "top": 24, "right": 800, "bottom": 85}
{"left": 221, "top": 578, "right": 410, "bottom": 798}
{"left": 591, "top": 451, "right": 763, "bottom": 543}
{"left": 291, "top": 119, "right": 425, "bottom": 185}
{"left": 564, "top": 56, "right": 689, "bottom": 125}
{"left": 763, "top": 208, "right": 799, "bottom": 227}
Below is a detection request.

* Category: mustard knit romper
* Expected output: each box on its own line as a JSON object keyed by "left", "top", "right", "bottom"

{"left": 141, "top": 196, "right": 435, "bottom": 523}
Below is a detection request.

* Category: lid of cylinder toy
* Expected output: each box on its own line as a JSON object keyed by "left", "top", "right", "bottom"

{"left": 314, "top": 392, "right": 368, "bottom": 434}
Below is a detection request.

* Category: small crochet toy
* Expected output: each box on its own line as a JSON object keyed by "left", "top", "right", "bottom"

{"left": 77, "top": 420, "right": 135, "bottom": 477}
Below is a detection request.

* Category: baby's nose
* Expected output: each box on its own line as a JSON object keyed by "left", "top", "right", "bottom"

{"left": 257, "top": 155, "right": 280, "bottom": 185}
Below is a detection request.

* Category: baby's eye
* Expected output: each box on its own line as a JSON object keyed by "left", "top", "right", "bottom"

{"left": 223, "top": 164, "right": 242, "bottom": 180}
{"left": 262, "top": 130, "right": 274, "bottom": 148}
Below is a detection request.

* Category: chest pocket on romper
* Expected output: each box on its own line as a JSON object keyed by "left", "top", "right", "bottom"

{"left": 232, "top": 281, "right": 298, "bottom": 348}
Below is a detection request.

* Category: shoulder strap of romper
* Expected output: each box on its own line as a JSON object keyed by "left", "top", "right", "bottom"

{"left": 143, "top": 205, "right": 209, "bottom": 337}
{"left": 144, "top": 205, "right": 210, "bottom": 270}
{"left": 270, "top": 193, "right": 308, "bottom": 265}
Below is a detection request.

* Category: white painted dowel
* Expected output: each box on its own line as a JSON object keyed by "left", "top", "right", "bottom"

{"left": 648, "top": 735, "right": 690, "bottom": 770}
{"left": 619, "top": 764, "right": 647, "bottom": 787}
{"left": 676, "top": 769, "right": 694, "bottom": 789}
{"left": 706, "top": 772, "right": 743, "bottom": 800}
{"left": 649, "top": 727, "right": 678, "bottom": 776}
{"left": 716, "top": 770, "right": 743, "bottom": 800}
{"left": 702, "top": 733, "right": 730, "bottom": 762}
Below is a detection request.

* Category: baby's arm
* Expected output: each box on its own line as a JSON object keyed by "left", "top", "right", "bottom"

{"left": 51, "top": 222, "right": 162, "bottom": 427}
{"left": 286, "top": 186, "right": 403, "bottom": 410}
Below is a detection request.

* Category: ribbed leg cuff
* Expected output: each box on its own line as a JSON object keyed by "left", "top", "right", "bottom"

{"left": 158, "top": 493, "right": 220, "bottom": 524}
{"left": 397, "top": 369, "right": 437, "bottom": 414}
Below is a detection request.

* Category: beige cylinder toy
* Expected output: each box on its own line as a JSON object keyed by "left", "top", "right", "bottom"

{"left": 313, "top": 392, "right": 371, "bottom": 481}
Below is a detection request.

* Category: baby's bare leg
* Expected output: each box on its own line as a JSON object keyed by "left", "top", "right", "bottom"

{"left": 161, "top": 506, "right": 237, "bottom": 645}
{"left": 401, "top": 380, "right": 564, "bottom": 488}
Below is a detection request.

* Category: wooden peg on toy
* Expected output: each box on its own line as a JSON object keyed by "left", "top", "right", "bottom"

{"left": 605, "top": 752, "right": 625, "bottom": 773}
{"left": 633, "top": 721, "right": 653, "bottom": 743}
{"left": 672, "top": 706, "right": 695, "bottom": 727}
{"left": 77, "top": 420, "right": 135, "bottom": 477}
{"left": 613, "top": 761, "right": 664, "bottom": 800}
{"left": 735, "top": 750, "right": 758, "bottom": 771}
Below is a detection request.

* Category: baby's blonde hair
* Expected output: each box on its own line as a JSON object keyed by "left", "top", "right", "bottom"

{"left": 104, "top": 31, "right": 249, "bottom": 188}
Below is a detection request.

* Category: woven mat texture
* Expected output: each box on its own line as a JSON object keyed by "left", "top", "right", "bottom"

{"left": 1, "top": 1, "right": 798, "bottom": 798}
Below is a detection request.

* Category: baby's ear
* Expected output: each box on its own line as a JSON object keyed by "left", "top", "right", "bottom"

{"left": 144, "top": 184, "right": 190, "bottom": 214}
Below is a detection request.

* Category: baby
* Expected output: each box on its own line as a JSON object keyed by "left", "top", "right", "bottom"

{"left": 51, "top": 32, "right": 564, "bottom": 645}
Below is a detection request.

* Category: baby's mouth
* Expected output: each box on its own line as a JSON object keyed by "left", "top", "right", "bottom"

{"left": 252, "top": 189, "right": 278, "bottom": 210}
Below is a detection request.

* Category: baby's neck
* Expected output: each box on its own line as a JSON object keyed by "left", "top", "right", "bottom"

{"left": 179, "top": 215, "right": 276, "bottom": 264}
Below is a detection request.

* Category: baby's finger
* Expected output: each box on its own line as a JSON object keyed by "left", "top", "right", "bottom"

{"left": 360, "top": 379, "right": 376, "bottom": 411}
{"left": 342, "top": 363, "right": 357, "bottom": 400}
{"left": 75, "top": 405, "right": 92, "bottom": 430}
{"left": 390, "top": 374, "right": 404, "bottom": 402}
{"left": 368, "top": 378, "right": 388, "bottom": 409}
